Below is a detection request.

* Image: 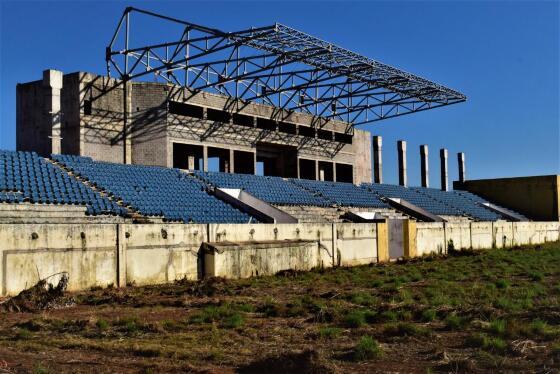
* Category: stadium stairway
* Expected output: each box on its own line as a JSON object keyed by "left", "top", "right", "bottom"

{"left": 47, "top": 158, "right": 138, "bottom": 220}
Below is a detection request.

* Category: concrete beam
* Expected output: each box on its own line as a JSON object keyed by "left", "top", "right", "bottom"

{"left": 42, "top": 69, "right": 63, "bottom": 155}
{"left": 373, "top": 135, "right": 382, "bottom": 183}
{"left": 457, "top": 152, "right": 466, "bottom": 182}
{"left": 397, "top": 140, "right": 407, "bottom": 187}
{"left": 440, "top": 148, "right": 448, "bottom": 191}
{"left": 420, "top": 144, "right": 429, "bottom": 188}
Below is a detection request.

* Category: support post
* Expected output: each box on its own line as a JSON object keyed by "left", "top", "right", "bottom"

{"left": 42, "top": 69, "right": 63, "bottom": 155}
{"left": 373, "top": 135, "right": 382, "bottom": 183}
{"left": 203, "top": 146, "right": 208, "bottom": 172}
{"left": 420, "top": 144, "right": 429, "bottom": 188}
{"left": 253, "top": 151, "right": 257, "bottom": 175}
{"left": 440, "top": 148, "right": 448, "bottom": 191}
{"left": 457, "top": 152, "right": 466, "bottom": 182}
{"left": 332, "top": 161, "right": 337, "bottom": 182}
{"left": 397, "top": 140, "right": 407, "bottom": 187}
{"left": 315, "top": 160, "right": 319, "bottom": 181}
{"left": 229, "top": 149, "right": 235, "bottom": 173}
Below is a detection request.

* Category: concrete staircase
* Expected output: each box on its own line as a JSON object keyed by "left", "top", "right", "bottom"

{"left": 275, "top": 205, "right": 344, "bottom": 223}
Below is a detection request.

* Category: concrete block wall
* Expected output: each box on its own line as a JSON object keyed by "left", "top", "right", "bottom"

{"left": 416, "top": 222, "right": 446, "bottom": 256}
{"left": 130, "top": 83, "right": 169, "bottom": 166}
{"left": 335, "top": 223, "right": 378, "bottom": 266}
{"left": 79, "top": 73, "right": 126, "bottom": 163}
{"left": 208, "top": 223, "right": 337, "bottom": 268}
{"left": 204, "top": 240, "right": 319, "bottom": 279}
{"left": 0, "top": 224, "right": 118, "bottom": 296}
{"left": 122, "top": 223, "right": 206, "bottom": 286}
{"left": 1, "top": 220, "right": 559, "bottom": 296}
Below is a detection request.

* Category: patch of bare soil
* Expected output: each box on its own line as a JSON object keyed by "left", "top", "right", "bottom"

{"left": 238, "top": 349, "right": 337, "bottom": 374}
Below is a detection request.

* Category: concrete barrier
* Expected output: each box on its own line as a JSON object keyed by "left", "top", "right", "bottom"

{"left": 416, "top": 222, "right": 446, "bottom": 256}
{"left": 122, "top": 224, "right": 206, "bottom": 286}
{"left": 208, "top": 223, "right": 335, "bottom": 267}
{"left": 470, "top": 222, "right": 493, "bottom": 249}
{"left": 0, "top": 224, "right": 117, "bottom": 296}
{"left": 204, "top": 240, "right": 319, "bottom": 278}
{"left": 0, "top": 220, "right": 559, "bottom": 295}
{"left": 445, "top": 222, "right": 471, "bottom": 250}
{"left": 334, "top": 223, "right": 377, "bottom": 266}
{"left": 492, "top": 221, "right": 514, "bottom": 248}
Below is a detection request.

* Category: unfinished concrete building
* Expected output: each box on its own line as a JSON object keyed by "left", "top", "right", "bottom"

{"left": 16, "top": 7, "right": 466, "bottom": 186}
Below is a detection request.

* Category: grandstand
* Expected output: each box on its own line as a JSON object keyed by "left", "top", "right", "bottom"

{"left": 0, "top": 150, "right": 525, "bottom": 224}
{"left": 2, "top": 6, "right": 559, "bottom": 301}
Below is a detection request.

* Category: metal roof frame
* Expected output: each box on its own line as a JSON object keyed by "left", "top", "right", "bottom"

{"left": 107, "top": 7, "right": 466, "bottom": 128}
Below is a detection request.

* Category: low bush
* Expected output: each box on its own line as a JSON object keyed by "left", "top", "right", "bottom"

{"left": 352, "top": 336, "right": 383, "bottom": 361}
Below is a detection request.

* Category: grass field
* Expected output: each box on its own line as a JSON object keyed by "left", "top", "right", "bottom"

{"left": 1, "top": 242, "right": 560, "bottom": 373}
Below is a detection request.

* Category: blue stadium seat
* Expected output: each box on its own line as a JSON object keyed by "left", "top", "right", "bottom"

{"left": 194, "top": 171, "right": 329, "bottom": 206}
{"left": 53, "top": 155, "right": 254, "bottom": 224}
{"left": 0, "top": 150, "right": 124, "bottom": 216}
{"left": 290, "top": 179, "right": 389, "bottom": 208}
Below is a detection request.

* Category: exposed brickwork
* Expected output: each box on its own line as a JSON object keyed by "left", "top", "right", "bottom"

{"left": 17, "top": 71, "right": 373, "bottom": 183}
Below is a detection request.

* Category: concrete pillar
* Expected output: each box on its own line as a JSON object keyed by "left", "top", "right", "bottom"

{"left": 203, "top": 146, "right": 208, "bottom": 172}
{"left": 397, "top": 140, "right": 407, "bottom": 187}
{"left": 420, "top": 144, "right": 429, "bottom": 188}
{"left": 332, "top": 162, "right": 337, "bottom": 182}
{"left": 457, "top": 152, "right": 466, "bottom": 182}
{"left": 440, "top": 148, "right": 448, "bottom": 191}
{"left": 373, "top": 135, "right": 383, "bottom": 183}
{"left": 42, "top": 69, "right": 63, "bottom": 154}
{"left": 229, "top": 149, "right": 235, "bottom": 173}
{"left": 187, "top": 156, "right": 195, "bottom": 170}
{"left": 123, "top": 80, "right": 133, "bottom": 164}
{"left": 315, "top": 160, "right": 319, "bottom": 181}
{"left": 253, "top": 152, "right": 257, "bottom": 175}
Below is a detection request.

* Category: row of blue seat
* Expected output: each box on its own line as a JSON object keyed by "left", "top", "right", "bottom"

{"left": 53, "top": 154, "right": 255, "bottom": 223}
{"left": 0, "top": 151, "right": 126, "bottom": 215}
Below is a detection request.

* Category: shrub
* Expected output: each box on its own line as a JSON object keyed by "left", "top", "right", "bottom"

{"left": 465, "top": 333, "right": 507, "bottom": 353}
{"left": 421, "top": 309, "right": 437, "bottom": 322}
{"left": 222, "top": 313, "right": 244, "bottom": 329}
{"left": 444, "top": 314, "right": 465, "bottom": 330}
{"left": 495, "top": 279, "right": 510, "bottom": 289}
{"left": 352, "top": 336, "right": 383, "bottom": 361}
{"left": 343, "top": 310, "right": 366, "bottom": 328}
{"left": 488, "top": 319, "right": 507, "bottom": 336}
{"left": 95, "top": 319, "right": 109, "bottom": 331}
{"left": 379, "top": 310, "right": 398, "bottom": 322}
{"left": 318, "top": 327, "right": 342, "bottom": 339}
{"left": 529, "top": 271, "right": 544, "bottom": 282}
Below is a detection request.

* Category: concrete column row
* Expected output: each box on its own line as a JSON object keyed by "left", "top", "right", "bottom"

{"left": 371, "top": 135, "right": 466, "bottom": 191}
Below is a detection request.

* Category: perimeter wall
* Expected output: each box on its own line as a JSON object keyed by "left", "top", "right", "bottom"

{"left": 1, "top": 220, "right": 559, "bottom": 296}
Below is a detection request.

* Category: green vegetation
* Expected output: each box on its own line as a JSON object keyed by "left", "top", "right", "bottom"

{"left": 352, "top": 336, "right": 383, "bottom": 361}
{"left": 1, "top": 242, "right": 559, "bottom": 372}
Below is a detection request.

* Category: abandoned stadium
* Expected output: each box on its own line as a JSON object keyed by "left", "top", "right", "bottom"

{"left": 2, "top": 7, "right": 559, "bottom": 297}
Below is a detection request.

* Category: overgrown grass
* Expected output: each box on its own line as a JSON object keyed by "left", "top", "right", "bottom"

{"left": 352, "top": 336, "right": 383, "bottom": 361}
{"left": 2, "top": 242, "right": 560, "bottom": 372}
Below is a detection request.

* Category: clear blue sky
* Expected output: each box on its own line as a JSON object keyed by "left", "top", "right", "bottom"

{"left": 1, "top": 1, "right": 558, "bottom": 186}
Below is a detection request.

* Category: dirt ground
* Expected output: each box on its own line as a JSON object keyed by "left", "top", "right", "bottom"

{"left": 1, "top": 242, "right": 559, "bottom": 373}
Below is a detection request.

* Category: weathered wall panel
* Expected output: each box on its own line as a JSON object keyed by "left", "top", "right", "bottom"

{"left": 416, "top": 222, "right": 446, "bottom": 256}
{"left": 208, "top": 223, "right": 335, "bottom": 267}
{"left": 123, "top": 223, "right": 206, "bottom": 286}
{"left": 470, "top": 222, "right": 493, "bottom": 249}
{"left": 445, "top": 222, "right": 471, "bottom": 250}
{"left": 334, "top": 223, "right": 377, "bottom": 266}
{"left": 204, "top": 241, "right": 319, "bottom": 278}
{"left": 0, "top": 224, "right": 117, "bottom": 296}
